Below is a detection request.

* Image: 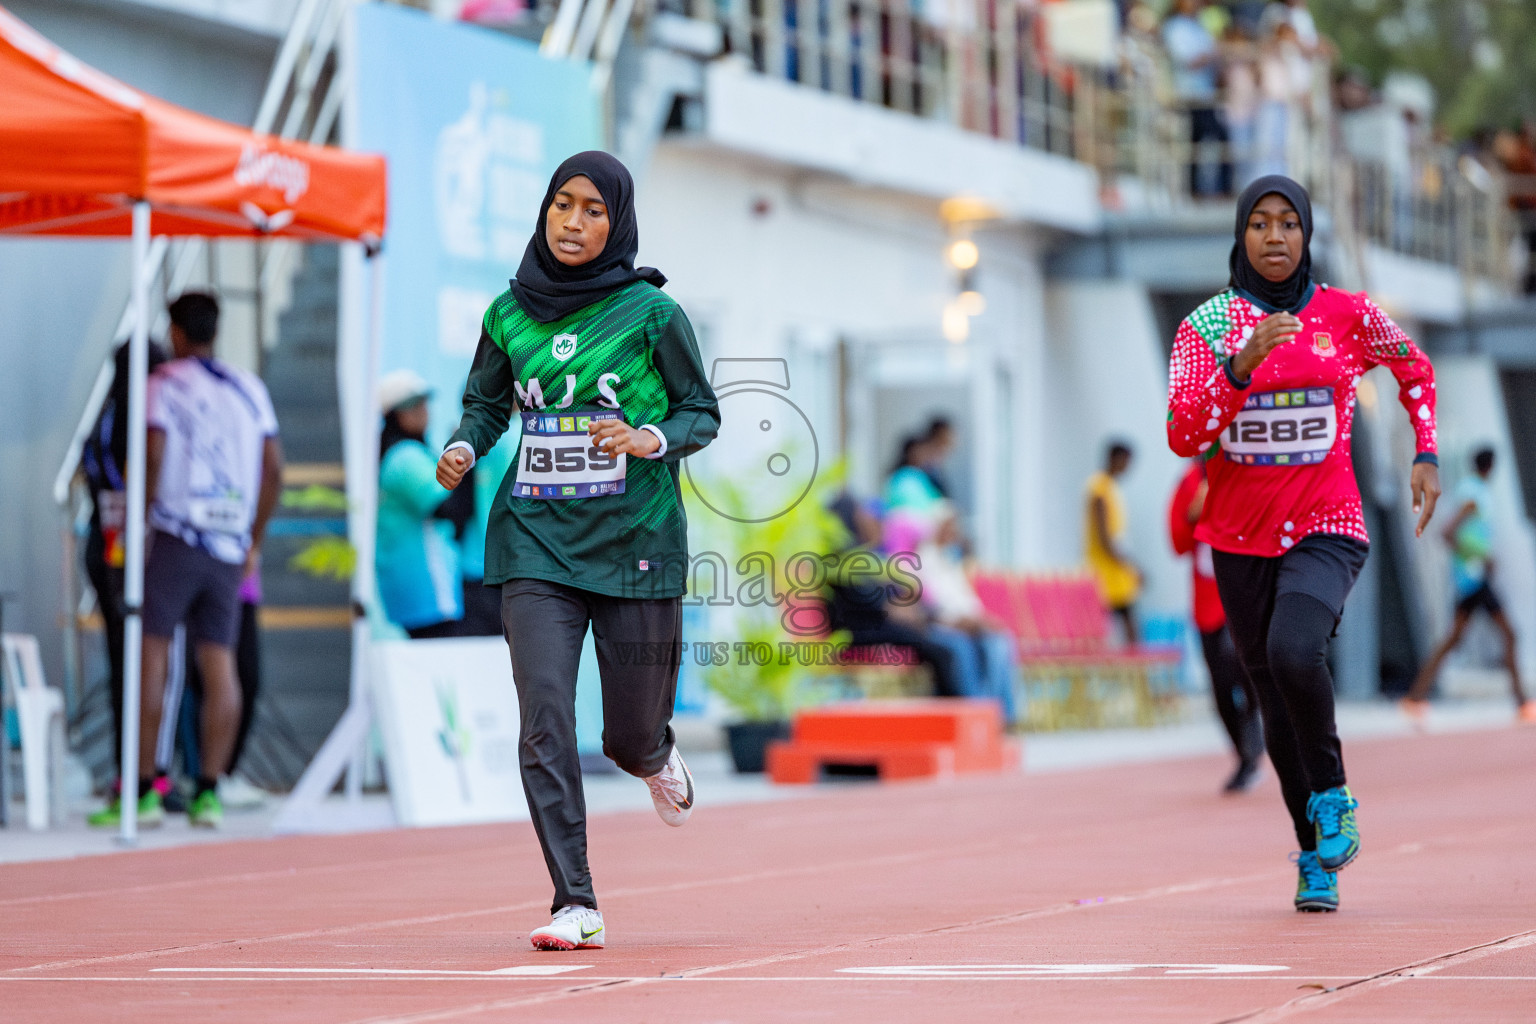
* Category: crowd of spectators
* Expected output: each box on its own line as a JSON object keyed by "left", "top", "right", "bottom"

{"left": 825, "top": 418, "right": 1018, "bottom": 726}
{"left": 1137, "top": 0, "right": 1325, "bottom": 198}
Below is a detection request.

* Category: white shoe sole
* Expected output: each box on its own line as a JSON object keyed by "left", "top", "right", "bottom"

{"left": 648, "top": 750, "right": 694, "bottom": 828}
{"left": 529, "top": 932, "right": 605, "bottom": 951}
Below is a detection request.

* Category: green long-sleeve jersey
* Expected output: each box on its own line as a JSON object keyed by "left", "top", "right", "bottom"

{"left": 447, "top": 281, "right": 720, "bottom": 599}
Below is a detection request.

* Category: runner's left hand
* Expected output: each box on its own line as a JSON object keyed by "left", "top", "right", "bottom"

{"left": 1411, "top": 462, "right": 1441, "bottom": 537}
{"left": 589, "top": 419, "right": 660, "bottom": 457}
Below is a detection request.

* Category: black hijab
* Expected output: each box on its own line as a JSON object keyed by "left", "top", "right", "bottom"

{"left": 510, "top": 151, "right": 666, "bottom": 323}
{"left": 1228, "top": 174, "right": 1314, "bottom": 313}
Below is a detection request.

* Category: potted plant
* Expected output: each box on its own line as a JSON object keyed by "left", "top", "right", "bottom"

{"left": 684, "top": 462, "right": 850, "bottom": 772}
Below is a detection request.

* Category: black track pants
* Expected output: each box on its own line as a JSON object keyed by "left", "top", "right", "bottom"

{"left": 1200, "top": 625, "right": 1264, "bottom": 766}
{"left": 501, "top": 578, "right": 681, "bottom": 913}
{"left": 844, "top": 621, "right": 962, "bottom": 697}
{"left": 1212, "top": 534, "right": 1368, "bottom": 849}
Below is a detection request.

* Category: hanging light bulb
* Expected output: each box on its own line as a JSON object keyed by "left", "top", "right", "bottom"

{"left": 942, "top": 300, "right": 970, "bottom": 344}
{"left": 947, "top": 238, "right": 979, "bottom": 271}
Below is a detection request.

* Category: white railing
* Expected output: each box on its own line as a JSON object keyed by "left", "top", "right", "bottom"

{"left": 666, "top": 0, "right": 1515, "bottom": 291}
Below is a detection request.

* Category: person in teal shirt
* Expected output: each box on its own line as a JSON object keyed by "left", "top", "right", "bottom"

{"left": 375, "top": 370, "right": 469, "bottom": 637}
{"left": 458, "top": 435, "right": 515, "bottom": 635}
{"left": 1404, "top": 447, "right": 1533, "bottom": 722}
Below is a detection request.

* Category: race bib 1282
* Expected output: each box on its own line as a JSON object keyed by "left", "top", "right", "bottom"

{"left": 1222, "top": 387, "right": 1336, "bottom": 467}
{"left": 513, "top": 410, "right": 627, "bottom": 499}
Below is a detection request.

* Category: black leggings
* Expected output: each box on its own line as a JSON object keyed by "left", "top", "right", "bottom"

{"left": 501, "top": 578, "right": 681, "bottom": 913}
{"left": 1212, "top": 535, "right": 1368, "bottom": 849}
{"left": 1200, "top": 626, "right": 1263, "bottom": 766}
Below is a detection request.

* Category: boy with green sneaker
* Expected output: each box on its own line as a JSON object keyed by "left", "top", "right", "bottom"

{"left": 85, "top": 293, "right": 282, "bottom": 833}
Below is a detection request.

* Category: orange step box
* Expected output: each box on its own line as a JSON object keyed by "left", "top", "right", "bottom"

{"left": 767, "top": 699, "right": 1020, "bottom": 784}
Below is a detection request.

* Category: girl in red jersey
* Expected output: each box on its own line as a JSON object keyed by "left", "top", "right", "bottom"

{"left": 1166, "top": 175, "right": 1441, "bottom": 913}
{"left": 1168, "top": 459, "right": 1264, "bottom": 794}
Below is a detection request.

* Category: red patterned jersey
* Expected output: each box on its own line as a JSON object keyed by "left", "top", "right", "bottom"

{"left": 1168, "top": 464, "right": 1226, "bottom": 633}
{"left": 1166, "top": 284, "right": 1436, "bottom": 557}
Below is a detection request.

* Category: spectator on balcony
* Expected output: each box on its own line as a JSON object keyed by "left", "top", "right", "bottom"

{"left": 1252, "top": 16, "right": 1309, "bottom": 180}
{"left": 1492, "top": 127, "right": 1536, "bottom": 293}
{"left": 1272, "top": 0, "right": 1318, "bottom": 56}
{"left": 1221, "top": 20, "right": 1261, "bottom": 187}
{"left": 1163, "top": 0, "right": 1231, "bottom": 196}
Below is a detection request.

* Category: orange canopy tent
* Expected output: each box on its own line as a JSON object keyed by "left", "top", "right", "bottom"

{"left": 0, "top": 6, "right": 384, "bottom": 243}
{"left": 0, "top": 5, "right": 387, "bottom": 842}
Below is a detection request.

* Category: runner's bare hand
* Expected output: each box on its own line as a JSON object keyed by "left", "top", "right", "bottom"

{"left": 1411, "top": 461, "right": 1441, "bottom": 538}
{"left": 588, "top": 420, "right": 660, "bottom": 457}
{"left": 437, "top": 449, "right": 470, "bottom": 489}
{"left": 1231, "top": 312, "right": 1303, "bottom": 381}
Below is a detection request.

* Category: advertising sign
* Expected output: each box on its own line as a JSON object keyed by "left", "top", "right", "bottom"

{"left": 372, "top": 638, "right": 524, "bottom": 826}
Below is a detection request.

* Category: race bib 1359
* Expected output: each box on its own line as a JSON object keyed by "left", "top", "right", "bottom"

{"left": 513, "top": 410, "right": 627, "bottom": 499}
{"left": 1223, "top": 387, "right": 1336, "bottom": 467}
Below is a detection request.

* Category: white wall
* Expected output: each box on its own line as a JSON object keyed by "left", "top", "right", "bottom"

{"left": 636, "top": 145, "right": 1192, "bottom": 618}
{"left": 637, "top": 144, "right": 1060, "bottom": 569}
{"left": 1040, "top": 280, "right": 1187, "bottom": 620}
{"left": 701, "top": 63, "right": 1103, "bottom": 235}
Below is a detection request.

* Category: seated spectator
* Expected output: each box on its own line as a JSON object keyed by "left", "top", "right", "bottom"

{"left": 826, "top": 494, "right": 962, "bottom": 698}
{"left": 884, "top": 434, "right": 944, "bottom": 513}
{"left": 884, "top": 502, "right": 1019, "bottom": 727}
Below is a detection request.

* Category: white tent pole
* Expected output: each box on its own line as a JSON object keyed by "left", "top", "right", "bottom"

{"left": 345, "top": 249, "right": 384, "bottom": 802}
{"left": 119, "top": 201, "right": 152, "bottom": 846}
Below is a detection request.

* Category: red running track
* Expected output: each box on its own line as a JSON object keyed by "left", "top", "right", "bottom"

{"left": 3, "top": 726, "right": 1534, "bottom": 1023}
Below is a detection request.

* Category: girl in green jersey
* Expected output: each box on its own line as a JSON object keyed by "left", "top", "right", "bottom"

{"left": 437, "top": 151, "right": 719, "bottom": 951}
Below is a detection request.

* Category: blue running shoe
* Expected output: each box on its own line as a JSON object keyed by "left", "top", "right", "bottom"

{"left": 1307, "top": 785, "right": 1360, "bottom": 871}
{"left": 1291, "top": 851, "right": 1338, "bottom": 912}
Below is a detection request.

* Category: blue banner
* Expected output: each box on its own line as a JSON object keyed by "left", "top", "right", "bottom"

{"left": 353, "top": 4, "right": 602, "bottom": 446}
{"left": 354, "top": 7, "right": 609, "bottom": 752}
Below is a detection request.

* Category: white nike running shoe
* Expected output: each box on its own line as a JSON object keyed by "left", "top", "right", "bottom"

{"left": 644, "top": 746, "right": 695, "bottom": 827}
{"left": 529, "top": 905, "right": 605, "bottom": 951}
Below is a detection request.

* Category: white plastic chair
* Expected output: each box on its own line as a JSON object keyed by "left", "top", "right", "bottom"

{"left": 1, "top": 634, "right": 67, "bottom": 830}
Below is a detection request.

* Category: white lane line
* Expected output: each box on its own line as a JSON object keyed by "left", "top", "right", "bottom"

{"left": 7, "top": 835, "right": 1040, "bottom": 975}
{"left": 6, "top": 974, "right": 1536, "bottom": 987}
{"left": 152, "top": 966, "right": 591, "bottom": 977}
{"left": 0, "top": 974, "right": 1380, "bottom": 984}
{"left": 1212, "top": 928, "right": 1536, "bottom": 1023}
{"left": 840, "top": 963, "right": 1291, "bottom": 977}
